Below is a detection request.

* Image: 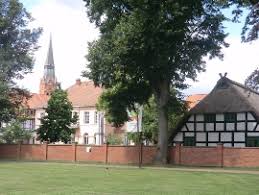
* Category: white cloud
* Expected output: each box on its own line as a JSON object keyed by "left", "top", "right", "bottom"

{"left": 19, "top": 0, "right": 99, "bottom": 93}
{"left": 20, "top": 1, "right": 259, "bottom": 97}
{"left": 184, "top": 37, "right": 259, "bottom": 95}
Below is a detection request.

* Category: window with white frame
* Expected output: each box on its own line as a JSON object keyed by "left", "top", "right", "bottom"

{"left": 94, "top": 111, "right": 98, "bottom": 124}
{"left": 84, "top": 112, "right": 90, "bottom": 124}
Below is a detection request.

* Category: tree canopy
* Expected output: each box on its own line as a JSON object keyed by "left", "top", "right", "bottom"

{"left": 37, "top": 90, "right": 78, "bottom": 143}
{"left": 83, "top": 0, "right": 230, "bottom": 163}
{"left": 0, "top": 0, "right": 42, "bottom": 122}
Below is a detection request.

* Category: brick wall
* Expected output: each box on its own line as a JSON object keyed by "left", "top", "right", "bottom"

{"left": 1, "top": 143, "right": 259, "bottom": 167}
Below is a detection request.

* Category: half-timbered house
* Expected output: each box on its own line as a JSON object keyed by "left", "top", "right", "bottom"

{"left": 173, "top": 75, "right": 259, "bottom": 147}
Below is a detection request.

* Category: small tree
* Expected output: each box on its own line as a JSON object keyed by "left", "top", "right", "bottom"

{"left": 106, "top": 133, "right": 123, "bottom": 145}
{"left": 0, "top": 121, "right": 32, "bottom": 144}
{"left": 37, "top": 90, "right": 78, "bottom": 143}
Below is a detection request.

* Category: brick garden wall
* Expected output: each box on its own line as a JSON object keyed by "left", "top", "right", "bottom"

{"left": 1, "top": 143, "right": 259, "bottom": 167}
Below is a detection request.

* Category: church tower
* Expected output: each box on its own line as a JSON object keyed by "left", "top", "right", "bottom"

{"left": 39, "top": 36, "right": 59, "bottom": 95}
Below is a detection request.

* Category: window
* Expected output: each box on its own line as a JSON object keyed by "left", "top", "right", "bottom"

{"left": 183, "top": 137, "right": 195, "bottom": 146}
{"left": 204, "top": 114, "right": 216, "bottom": 123}
{"left": 22, "top": 120, "right": 35, "bottom": 130}
{"left": 84, "top": 134, "right": 89, "bottom": 145}
{"left": 94, "top": 111, "right": 98, "bottom": 124}
{"left": 225, "top": 113, "right": 236, "bottom": 122}
{"left": 246, "top": 137, "right": 259, "bottom": 147}
{"left": 84, "top": 112, "right": 90, "bottom": 124}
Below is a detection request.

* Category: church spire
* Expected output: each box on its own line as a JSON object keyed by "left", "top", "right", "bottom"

{"left": 44, "top": 35, "right": 55, "bottom": 81}
{"left": 45, "top": 35, "right": 55, "bottom": 67}
{"left": 39, "top": 35, "right": 59, "bottom": 95}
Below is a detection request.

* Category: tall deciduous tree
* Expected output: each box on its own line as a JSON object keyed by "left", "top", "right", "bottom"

{"left": 37, "top": 90, "right": 78, "bottom": 143}
{"left": 83, "top": 1, "right": 228, "bottom": 163}
{"left": 0, "top": 0, "right": 42, "bottom": 122}
{"left": 245, "top": 68, "right": 259, "bottom": 91}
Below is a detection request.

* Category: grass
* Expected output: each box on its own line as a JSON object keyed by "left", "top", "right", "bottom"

{"left": 0, "top": 162, "right": 259, "bottom": 195}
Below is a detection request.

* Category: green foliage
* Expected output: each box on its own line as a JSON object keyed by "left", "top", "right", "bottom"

{"left": 0, "top": 120, "right": 32, "bottom": 144}
{"left": 245, "top": 68, "right": 259, "bottom": 91}
{"left": 106, "top": 133, "right": 123, "bottom": 145}
{"left": 127, "top": 90, "right": 187, "bottom": 144}
{"left": 37, "top": 90, "right": 78, "bottom": 143}
{"left": 0, "top": 0, "right": 42, "bottom": 123}
{"left": 83, "top": 0, "right": 229, "bottom": 162}
{"left": 83, "top": 0, "right": 228, "bottom": 125}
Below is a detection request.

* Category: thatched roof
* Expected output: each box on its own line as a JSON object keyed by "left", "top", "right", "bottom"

{"left": 190, "top": 76, "right": 259, "bottom": 120}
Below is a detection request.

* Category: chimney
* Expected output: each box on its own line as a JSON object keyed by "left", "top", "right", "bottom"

{"left": 76, "top": 79, "right": 81, "bottom": 85}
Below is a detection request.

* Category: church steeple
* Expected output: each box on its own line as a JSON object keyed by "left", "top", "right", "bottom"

{"left": 39, "top": 36, "right": 59, "bottom": 95}
{"left": 44, "top": 36, "right": 55, "bottom": 81}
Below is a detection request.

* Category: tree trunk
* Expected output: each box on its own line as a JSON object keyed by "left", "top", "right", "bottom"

{"left": 154, "top": 80, "right": 170, "bottom": 164}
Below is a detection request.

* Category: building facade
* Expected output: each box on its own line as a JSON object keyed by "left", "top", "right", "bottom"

{"left": 24, "top": 38, "right": 121, "bottom": 144}
{"left": 173, "top": 75, "right": 259, "bottom": 147}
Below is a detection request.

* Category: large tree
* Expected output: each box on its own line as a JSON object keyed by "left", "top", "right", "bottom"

{"left": 0, "top": 0, "right": 42, "bottom": 122}
{"left": 83, "top": 1, "right": 229, "bottom": 163}
{"left": 37, "top": 89, "right": 78, "bottom": 143}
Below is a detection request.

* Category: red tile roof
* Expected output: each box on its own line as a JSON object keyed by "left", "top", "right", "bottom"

{"left": 66, "top": 80, "right": 103, "bottom": 108}
{"left": 186, "top": 94, "right": 207, "bottom": 109}
{"left": 25, "top": 80, "right": 103, "bottom": 109}
{"left": 26, "top": 93, "right": 49, "bottom": 109}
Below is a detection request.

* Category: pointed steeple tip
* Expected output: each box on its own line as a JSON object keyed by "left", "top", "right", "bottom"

{"left": 45, "top": 35, "right": 54, "bottom": 66}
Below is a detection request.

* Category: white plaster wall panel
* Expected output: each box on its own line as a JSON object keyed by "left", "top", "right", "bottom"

{"left": 196, "top": 123, "right": 204, "bottom": 131}
{"left": 181, "top": 125, "right": 187, "bottom": 131}
{"left": 216, "top": 114, "right": 224, "bottom": 121}
{"left": 234, "top": 133, "right": 245, "bottom": 142}
{"left": 220, "top": 133, "right": 232, "bottom": 142}
{"left": 208, "top": 143, "right": 217, "bottom": 147}
{"left": 196, "top": 143, "right": 206, "bottom": 147}
{"left": 35, "top": 109, "right": 45, "bottom": 128}
{"left": 186, "top": 123, "right": 194, "bottom": 131}
{"left": 196, "top": 133, "right": 206, "bottom": 142}
{"left": 247, "top": 132, "right": 259, "bottom": 137}
{"left": 196, "top": 115, "right": 204, "bottom": 121}
{"left": 237, "top": 113, "right": 246, "bottom": 121}
{"left": 174, "top": 133, "right": 183, "bottom": 142}
{"left": 188, "top": 115, "right": 194, "bottom": 122}
{"left": 206, "top": 123, "right": 214, "bottom": 131}
{"left": 216, "top": 123, "right": 224, "bottom": 131}
{"left": 226, "top": 123, "right": 235, "bottom": 131}
{"left": 185, "top": 132, "right": 195, "bottom": 137}
{"left": 248, "top": 122, "right": 257, "bottom": 131}
{"left": 248, "top": 113, "right": 255, "bottom": 121}
{"left": 223, "top": 143, "right": 232, "bottom": 147}
{"left": 237, "top": 122, "right": 245, "bottom": 131}
{"left": 234, "top": 143, "right": 245, "bottom": 147}
{"left": 208, "top": 133, "right": 219, "bottom": 142}
{"left": 256, "top": 125, "right": 259, "bottom": 131}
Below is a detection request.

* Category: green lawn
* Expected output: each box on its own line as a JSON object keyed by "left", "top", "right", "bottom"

{"left": 1, "top": 162, "right": 259, "bottom": 195}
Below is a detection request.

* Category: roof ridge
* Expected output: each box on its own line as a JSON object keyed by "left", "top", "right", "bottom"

{"left": 226, "top": 78, "right": 259, "bottom": 96}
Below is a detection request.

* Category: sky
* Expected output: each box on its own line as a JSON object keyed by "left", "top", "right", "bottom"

{"left": 19, "top": 0, "right": 259, "bottom": 96}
